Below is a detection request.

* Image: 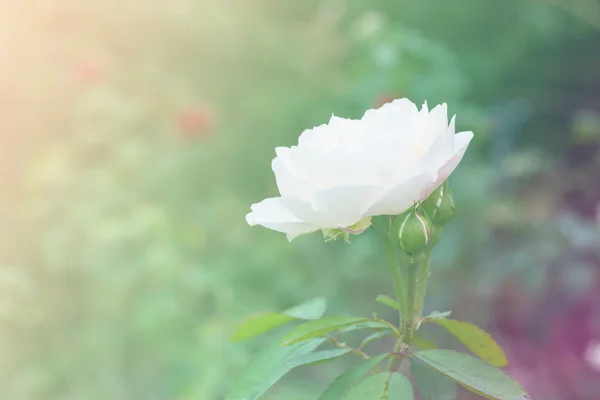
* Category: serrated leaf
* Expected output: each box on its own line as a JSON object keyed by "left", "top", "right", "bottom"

{"left": 344, "top": 372, "right": 414, "bottom": 400}
{"left": 413, "top": 350, "right": 528, "bottom": 400}
{"left": 319, "top": 353, "right": 390, "bottom": 400}
{"left": 226, "top": 338, "right": 325, "bottom": 400}
{"left": 411, "top": 358, "right": 457, "bottom": 400}
{"left": 280, "top": 316, "right": 368, "bottom": 346}
{"left": 231, "top": 297, "right": 327, "bottom": 341}
{"left": 376, "top": 295, "right": 400, "bottom": 311}
{"left": 426, "top": 318, "right": 508, "bottom": 367}
{"left": 360, "top": 329, "right": 394, "bottom": 348}
{"left": 411, "top": 336, "right": 438, "bottom": 350}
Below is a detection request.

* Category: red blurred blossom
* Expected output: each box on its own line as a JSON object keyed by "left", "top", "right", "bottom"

{"left": 176, "top": 105, "right": 214, "bottom": 138}
{"left": 374, "top": 92, "right": 405, "bottom": 108}
{"left": 74, "top": 59, "right": 110, "bottom": 85}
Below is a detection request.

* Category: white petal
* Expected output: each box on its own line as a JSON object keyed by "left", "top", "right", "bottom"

{"left": 426, "top": 103, "right": 448, "bottom": 132}
{"left": 418, "top": 130, "right": 474, "bottom": 199}
{"left": 412, "top": 102, "right": 449, "bottom": 158}
{"left": 448, "top": 114, "right": 456, "bottom": 134}
{"left": 436, "top": 130, "right": 473, "bottom": 181}
{"left": 272, "top": 149, "right": 317, "bottom": 198}
{"left": 361, "top": 99, "right": 420, "bottom": 136}
{"left": 417, "top": 114, "right": 456, "bottom": 170}
{"left": 280, "top": 196, "right": 319, "bottom": 225}
{"left": 365, "top": 129, "right": 473, "bottom": 216}
{"left": 246, "top": 197, "right": 319, "bottom": 240}
{"left": 363, "top": 171, "right": 436, "bottom": 216}
{"left": 298, "top": 116, "right": 361, "bottom": 150}
{"left": 280, "top": 184, "right": 380, "bottom": 229}
{"left": 311, "top": 184, "right": 381, "bottom": 227}
{"left": 296, "top": 123, "right": 330, "bottom": 148}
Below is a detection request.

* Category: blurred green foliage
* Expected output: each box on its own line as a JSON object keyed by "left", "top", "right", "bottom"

{"left": 0, "top": 0, "right": 599, "bottom": 399}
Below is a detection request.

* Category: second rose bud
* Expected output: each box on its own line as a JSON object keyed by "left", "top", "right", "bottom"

{"left": 393, "top": 180, "right": 456, "bottom": 259}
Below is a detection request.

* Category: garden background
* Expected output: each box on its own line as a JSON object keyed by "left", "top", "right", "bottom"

{"left": 0, "top": 0, "right": 600, "bottom": 399}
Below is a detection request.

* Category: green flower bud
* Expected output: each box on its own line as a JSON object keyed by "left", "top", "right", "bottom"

{"left": 429, "top": 224, "right": 443, "bottom": 248}
{"left": 393, "top": 206, "right": 432, "bottom": 256}
{"left": 421, "top": 180, "right": 455, "bottom": 227}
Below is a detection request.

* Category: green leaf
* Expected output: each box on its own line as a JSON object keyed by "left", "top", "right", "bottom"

{"left": 231, "top": 313, "right": 296, "bottom": 342}
{"left": 283, "top": 296, "right": 327, "bottom": 320}
{"left": 319, "top": 353, "right": 390, "bottom": 400}
{"left": 226, "top": 338, "right": 325, "bottom": 400}
{"left": 280, "top": 316, "right": 368, "bottom": 346}
{"left": 376, "top": 294, "right": 400, "bottom": 311}
{"left": 359, "top": 329, "right": 394, "bottom": 348}
{"left": 411, "top": 336, "right": 438, "bottom": 350}
{"left": 231, "top": 297, "right": 327, "bottom": 341}
{"left": 426, "top": 318, "right": 508, "bottom": 367}
{"left": 413, "top": 350, "right": 528, "bottom": 400}
{"left": 387, "top": 373, "right": 415, "bottom": 399}
{"left": 343, "top": 373, "right": 387, "bottom": 400}
{"left": 344, "top": 373, "right": 414, "bottom": 400}
{"left": 411, "top": 358, "right": 457, "bottom": 400}
{"left": 290, "top": 348, "right": 351, "bottom": 367}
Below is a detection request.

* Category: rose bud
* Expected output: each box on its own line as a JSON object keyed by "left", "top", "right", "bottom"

{"left": 393, "top": 206, "right": 432, "bottom": 257}
{"left": 421, "top": 180, "right": 455, "bottom": 227}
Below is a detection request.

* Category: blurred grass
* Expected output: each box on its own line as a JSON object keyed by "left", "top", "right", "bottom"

{"left": 0, "top": 0, "right": 599, "bottom": 399}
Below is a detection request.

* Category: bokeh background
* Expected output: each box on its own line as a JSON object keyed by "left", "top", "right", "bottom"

{"left": 1, "top": 0, "right": 600, "bottom": 399}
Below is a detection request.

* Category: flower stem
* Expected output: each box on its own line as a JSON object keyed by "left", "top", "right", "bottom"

{"left": 414, "top": 252, "right": 432, "bottom": 325}
{"left": 382, "top": 235, "right": 405, "bottom": 332}
{"left": 403, "top": 259, "right": 418, "bottom": 343}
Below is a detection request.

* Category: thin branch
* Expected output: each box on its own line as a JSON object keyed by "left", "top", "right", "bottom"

{"left": 370, "top": 317, "right": 402, "bottom": 338}
{"left": 326, "top": 335, "right": 370, "bottom": 359}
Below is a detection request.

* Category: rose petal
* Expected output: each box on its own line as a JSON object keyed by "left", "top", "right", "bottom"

{"left": 280, "top": 184, "right": 380, "bottom": 229}
{"left": 246, "top": 197, "right": 319, "bottom": 240}
{"left": 311, "top": 184, "right": 381, "bottom": 227}
{"left": 436, "top": 130, "right": 473, "bottom": 181}
{"left": 365, "top": 129, "right": 473, "bottom": 215}
{"left": 416, "top": 114, "right": 456, "bottom": 171}
{"left": 363, "top": 171, "right": 436, "bottom": 216}
{"left": 272, "top": 150, "right": 317, "bottom": 198}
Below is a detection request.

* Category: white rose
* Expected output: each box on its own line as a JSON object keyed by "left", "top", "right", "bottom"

{"left": 246, "top": 99, "right": 473, "bottom": 241}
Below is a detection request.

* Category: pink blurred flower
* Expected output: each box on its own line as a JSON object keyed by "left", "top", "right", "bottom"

{"left": 176, "top": 105, "right": 214, "bottom": 138}
{"left": 492, "top": 272, "right": 600, "bottom": 399}
{"left": 74, "top": 58, "right": 110, "bottom": 85}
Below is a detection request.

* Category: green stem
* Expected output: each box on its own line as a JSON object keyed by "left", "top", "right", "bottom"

{"left": 326, "top": 335, "right": 370, "bottom": 359}
{"left": 370, "top": 317, "right": 402, "bottom": 338}
{"left": 414, "top": 252, "right": 432, "bottom": 325}
{"left": 403, "top": 259, "right": 418, "bottom": 343}
{"left": 382, "top": 235, "right": 405, "bottom": 332}
{"left": 386, "top": 339, "right": 403, "bottom": 371}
